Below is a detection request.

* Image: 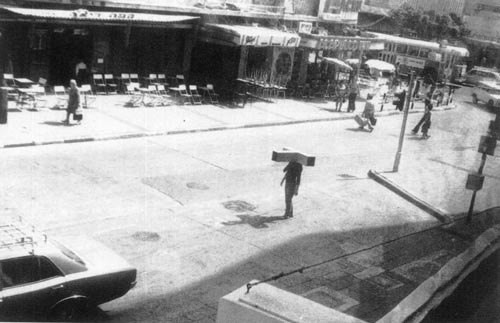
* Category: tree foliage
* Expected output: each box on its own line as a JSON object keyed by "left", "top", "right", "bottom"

{"left": 388, "top": 4, "right": 470, "bottom": 41}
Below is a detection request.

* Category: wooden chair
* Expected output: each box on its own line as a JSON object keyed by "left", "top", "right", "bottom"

{"left": 129, "top": 73, "right": 140, "bottom": 90}
{"left": 80, "top": 84, "right": 96, "bottom": 108}
{"left": 206, "top": 84, "right": 219, "bottom": 104}
{"left": 92, "top": 74, "right": 107, "bottom": 94}
{"left": 178, "top": 84, "right": 192, "bottom": 104}
{"left": 53, "top": 86, "right": 67, "bottom": 109}
{"left": 119, "top": 73, "right": 131, "bottom": 92}
{"left": 189, "top": 85, "right": 202, "bottom": 105}
{"left": 125, "top": 84, "right": 143, "bottom": 107}
{"left": 104, "top": 74, "right": 118, "bottom": 94}
{"left": 157, "top": 74, "right": 167, "bottom": 86}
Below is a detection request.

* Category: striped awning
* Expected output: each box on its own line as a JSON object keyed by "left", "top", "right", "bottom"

{"left": 1, "top": 7, "right": 199, "bottom": 25}
{"left": 201, "top": 24, "right": 300, "bottom": 47}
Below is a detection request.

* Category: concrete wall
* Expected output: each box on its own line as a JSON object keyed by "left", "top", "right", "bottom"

{"left": 216, "top": 282, "right": 368, "bottom": 323}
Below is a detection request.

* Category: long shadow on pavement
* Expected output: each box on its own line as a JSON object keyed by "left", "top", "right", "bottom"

{"left": 99, "top": 208, "right": 500, "bottom": 323}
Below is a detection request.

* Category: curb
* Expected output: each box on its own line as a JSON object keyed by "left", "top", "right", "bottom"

{"left": 368, "top": 170, "right": 451, "bottom": 223}
{"left": 0, "top": 105, "right": 451, "bottom": 150}
{"left": 377, "top": 224, "right": 500, "bottom": 323}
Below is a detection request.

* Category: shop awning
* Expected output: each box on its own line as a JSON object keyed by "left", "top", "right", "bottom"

{"left": 1, "top": 7, "right": 199, "bottom": 27}
{"left": 322, "top": 57, "right": 353, "bottom": 71}
{"left": 200, "top": 24, "right": 300, "bottom": 47}
{"left": 363, "top": 59, "right": 395, "bottom": 72}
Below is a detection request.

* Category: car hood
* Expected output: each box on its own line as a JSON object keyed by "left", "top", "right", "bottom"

{"left": 56, "top": 236, "right": 135, "bottom": 274}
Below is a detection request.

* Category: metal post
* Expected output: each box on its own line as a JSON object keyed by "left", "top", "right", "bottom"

{"left": 466, "top": 153, "right": 488, "bottom": 223}
{"left": 393, "top": 72, "right": 415, "bottom": 172}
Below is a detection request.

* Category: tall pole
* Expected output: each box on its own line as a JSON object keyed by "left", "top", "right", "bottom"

{"left": 393, "top": 72, "right": 415, "bottom": 173}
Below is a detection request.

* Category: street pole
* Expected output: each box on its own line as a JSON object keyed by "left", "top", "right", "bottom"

{"left": 393, "top": 71, "right": 415, "bottom": 173}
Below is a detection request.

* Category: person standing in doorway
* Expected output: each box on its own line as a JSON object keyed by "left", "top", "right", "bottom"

{"left": 347, "top": 79, "right": 359, "bottom": 112}
{"left": 75, "top": 60, "right": 87, "bottom": 85}
{"left": 63, "top": 79, "right": 81, "bottom": 124}
{"left": 280, "top": 161, "right": 303, "bottom": 218}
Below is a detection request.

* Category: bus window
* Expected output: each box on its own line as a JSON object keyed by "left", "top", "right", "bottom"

{"left": 419, "top": 49, "right": 430, "bottom": 58}
{"left": 408, "top": 46, "right": 419, "bottom": 57}
{"left": 396, "top": 44, "right": 407, "bottom": 54}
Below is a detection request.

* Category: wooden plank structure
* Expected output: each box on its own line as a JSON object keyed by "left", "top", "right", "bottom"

{"left": 272, "top": 147, "right": 315, "bottom": 166}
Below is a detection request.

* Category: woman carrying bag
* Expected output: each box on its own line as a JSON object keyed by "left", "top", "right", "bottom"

{"left": 63, "top": 79, "right": 82, "bottom": 125}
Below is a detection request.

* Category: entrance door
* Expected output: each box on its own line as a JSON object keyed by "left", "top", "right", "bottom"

{"left": 49, "top": 28, "right": 93, "bottom": 86}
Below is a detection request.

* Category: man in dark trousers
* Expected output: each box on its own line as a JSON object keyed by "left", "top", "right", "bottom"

{"left": 281, "top": 161, "right": 303, "bottom": 218}
{"left": 411, "top": 91, "right": 432, "bottom": 134}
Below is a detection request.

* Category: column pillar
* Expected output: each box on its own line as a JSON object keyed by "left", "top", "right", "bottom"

{"left": 238, "top": 45, "right": 249, "bottom": 79}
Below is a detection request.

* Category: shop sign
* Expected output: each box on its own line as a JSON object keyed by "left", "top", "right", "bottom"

{"left": 396, "top": 55, "right": 426, "bottom": 69}
{"left": 299, "top": 22, "right": 313, "bottom": 34}
{"left": 241, "top": 35, "right": 299, "bottom": 47}
{"left": 322, "top": 11, "right": 359, "bottom": 23}
{"left": 71, "top": 9, "right": 136, "bottom": 20}
{"left": 316, "top": 38, "right": 371, "bottom": 51}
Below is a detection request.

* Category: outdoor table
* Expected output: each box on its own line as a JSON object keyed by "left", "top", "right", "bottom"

{"left": 15, "top": 78, "right": 36, "bottom": 88}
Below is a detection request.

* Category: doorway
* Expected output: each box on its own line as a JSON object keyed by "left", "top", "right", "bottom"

{"left": 49, "top": 28, "right": 93, "bottom": 86}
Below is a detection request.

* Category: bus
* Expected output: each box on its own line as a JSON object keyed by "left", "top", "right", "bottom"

{"left": 366, "top": 32, "right": 469, "bottom": 83}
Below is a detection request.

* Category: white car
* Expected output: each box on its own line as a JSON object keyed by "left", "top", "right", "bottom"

{"left": 471, "top": 81, "right": 500, "bottom": 110}
{"left": 465, "top": 67, "right": 500, "bottom": 86}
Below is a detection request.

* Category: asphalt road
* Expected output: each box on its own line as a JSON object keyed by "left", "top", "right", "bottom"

{"left": 0, "top": 90, "right": 496, "bottom": 322}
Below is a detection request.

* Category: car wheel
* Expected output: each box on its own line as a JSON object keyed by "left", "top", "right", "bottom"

{"left": 472, "top": 94, "right": 478, "bottom": 104}
{"left": 51, "top": 300, "right": 87, "bottom": 322}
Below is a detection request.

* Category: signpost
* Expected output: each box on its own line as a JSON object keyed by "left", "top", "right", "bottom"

{"left": 393, "top": 72, "right": 415, "bottom": 172}
{"left": 466, "top": 113, "right": 500, "bottom": 223}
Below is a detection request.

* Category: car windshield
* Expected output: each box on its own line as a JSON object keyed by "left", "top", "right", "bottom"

{"left": 50, "top": 239, "right": 86, "bottom": 267}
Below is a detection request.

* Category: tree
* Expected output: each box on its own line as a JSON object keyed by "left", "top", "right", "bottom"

{"left": 388, "top": 5, "right": 471, "bottom": 42}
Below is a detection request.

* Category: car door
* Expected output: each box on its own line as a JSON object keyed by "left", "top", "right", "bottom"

{"left": 0, "top": 256, "right": 66, "bottom": 320}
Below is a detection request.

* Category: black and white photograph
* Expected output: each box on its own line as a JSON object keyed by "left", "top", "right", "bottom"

{"left": 1, "top": 0, "right": 500, "bottom": 322}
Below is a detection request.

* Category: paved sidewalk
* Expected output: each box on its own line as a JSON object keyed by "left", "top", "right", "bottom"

{"left": 0, "top": 93, "right": 444, "bottom": 149}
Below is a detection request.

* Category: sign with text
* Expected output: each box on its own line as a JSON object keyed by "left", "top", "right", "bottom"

{"left": 298, "top": 22, "right": 312, "bottom": 34}
{"left": 396, "top": 55, "right": 426, "bottom": 69}
{"left": 300, "top": 35, "right": 371, "bottom": 51}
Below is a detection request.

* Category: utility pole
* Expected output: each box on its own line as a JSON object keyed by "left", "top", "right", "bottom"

{"left": 393, "top": 72, "right": 415, "bottom": 173}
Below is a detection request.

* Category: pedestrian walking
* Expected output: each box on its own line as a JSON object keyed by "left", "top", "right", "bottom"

{"left": 411, "top": 92, "right": 432, "bottom": 134}
{"left": 347, "top": 79, "right": 359, "bottom": 112}
{"left": 335, "top": 80, "right": 346, "bottom": 112}
{"left": 421, "top": 103, "right": 432, "bottom": 139}
{"left": 358, "top": 93, "right": 376, "bottom": 132}
{"left": 394, "top": 89, "right": 406, "bottom": 111}
{"left": 280, "top": 161, "right": 302, "bottom": 218}
{"left": 63, "top": 79, "right": 82, "bottom": 125}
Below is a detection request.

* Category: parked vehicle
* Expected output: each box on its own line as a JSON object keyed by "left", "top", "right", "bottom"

{"left": 0, "top": 219, "right": 137, "bottom": 321}
{"left": 465, "top": 67, "right": 500, "bottom": 86}
{"left": 471, "top": 81, "right": 500, "bottom": 110}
